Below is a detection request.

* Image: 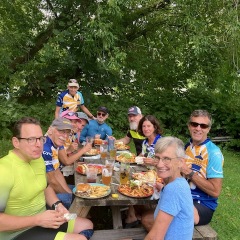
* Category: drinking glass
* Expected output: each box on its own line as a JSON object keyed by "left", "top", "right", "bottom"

{"left": 120, "top": 162, "right": 130, "bottom": 185}
{"left": 100, "top": 144, "right": 108, "bottom": 160}
{"left": 86, "top": 166, "right": 98, "bottom": 183}
{"left": 102, "top": 166, "right": 113, "bottom": 185}
{"left": 109, "top": 149, "right": 117, "bottom": 160}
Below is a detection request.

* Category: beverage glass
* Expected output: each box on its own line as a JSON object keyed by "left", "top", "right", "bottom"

{"left": 86, "top": 166, "right": 98, "bottom": 183}
{"left": 108, "top": 137, "right": 115, "bottom": 151}
{"left": 102, "top": 166, "right": 112, "bottom": 185}
{"left": 105, "top": 159, "right": 115, "bottom": 170}
{"left": 100, "top": 144, "right": 108, "bottom": 160}
{"left": 109, "top": 149, "right": 117, "bottom": 160}
{"left": 86, "top": 136, "right": 94, "bottom": 144}
{"left": 120, "top": 162, "right": 130, "bottom": 185}
{"left": 94, "top": 134, "right": 102, "bottom": 145}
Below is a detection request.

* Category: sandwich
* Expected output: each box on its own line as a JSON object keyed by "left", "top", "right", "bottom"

{"left": 76, "top": 183, "right": 91, "bottom": 197}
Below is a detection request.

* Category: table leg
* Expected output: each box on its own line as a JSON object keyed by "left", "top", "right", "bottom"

{"left": 111, "top": 206, "right": 123, "bottom": 229}
{"left": 69, "top": 199, "right": 91, "bottom": 217}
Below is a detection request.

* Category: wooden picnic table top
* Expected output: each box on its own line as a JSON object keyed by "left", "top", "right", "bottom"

{"left": 69, "top": 156, "right": 157, "bottom": 229}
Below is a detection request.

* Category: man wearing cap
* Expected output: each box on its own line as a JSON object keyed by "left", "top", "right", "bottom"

{"left": 42, "top": 117, "right": 90, "bottom": 209}
{"left": 80, "top": 106, "right": 112, "bottom": 143}
{"left": 58, "top": 111, "right": 91, "bottom": 173}
{"left": 55, "top": 79, "right": 95, "bottom": 120}
{"left": 117, "top": 106, "right": 145, "bottom": 155}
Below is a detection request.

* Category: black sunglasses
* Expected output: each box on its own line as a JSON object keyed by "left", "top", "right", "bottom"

{"left": 189, "top": 122, "right": 209, "bottom": 129}
{"left": 97, "top": 112, "right": 106, "bottom": 117}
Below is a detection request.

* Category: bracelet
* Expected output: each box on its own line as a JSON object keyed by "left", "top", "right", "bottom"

{"left": 52, "top": 200, "right": 63, "bottom": 210}
{"left": 187, "top": 171, "right": 195, "bottom": 180}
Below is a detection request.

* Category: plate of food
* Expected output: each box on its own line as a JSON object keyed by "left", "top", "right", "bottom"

{"left": 73, "top": 183, "right": 111, "bottom": 199}
{"left": 83, "top": 148, "right": 100, "bottom": 156}
{"left": 116, "top": 152, "right": 136, "bottom": 164}
{"left": 132, "top": 170, "right": 163, "bottom": 184}
{"left": 76, "top": 163, "right": 103, "bottom": 175}
{"left": 115, "top": 142, "right": 130, "bottom": 151}
{"left": 118, "top": 181, "right": 153, "bottom": 198}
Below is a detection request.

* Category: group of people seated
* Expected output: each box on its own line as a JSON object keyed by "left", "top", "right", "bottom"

{"left": 0, "top": 78, "right": 224, "bottom": 240}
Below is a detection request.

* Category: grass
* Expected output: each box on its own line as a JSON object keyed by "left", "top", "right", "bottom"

{"left": 210, "top": 149, "right": 240, "bottom": 239}
{"left": 0, "top": 140, "right": 239, "bottom": 238}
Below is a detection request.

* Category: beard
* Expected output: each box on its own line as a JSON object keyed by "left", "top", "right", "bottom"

{"left": 129, "top": 122, "right": 138, "bottom": 130}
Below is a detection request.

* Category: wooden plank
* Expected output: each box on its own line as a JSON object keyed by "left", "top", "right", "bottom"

{"left": 193, "top": 228, "right": 204, "bottom": 240}
{"left": 195, "top": 225, "right": 217, "bottom": 240}
{"left": 90, "top": 228, "right": 147, "bottom": 240}
{"left": 111, "top": 206, "right": 123, "bottom": 229}
{"left": 69, "top": 200, "right": 91, "bottom": 218}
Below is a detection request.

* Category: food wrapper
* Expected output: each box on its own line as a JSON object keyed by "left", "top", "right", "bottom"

{"left": 64, "top": 213, "right": 77, "bottom": 221}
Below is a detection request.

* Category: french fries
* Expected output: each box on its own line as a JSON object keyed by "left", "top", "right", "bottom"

{"left": 89, "top": 185, "right": 110, "bottom": 198}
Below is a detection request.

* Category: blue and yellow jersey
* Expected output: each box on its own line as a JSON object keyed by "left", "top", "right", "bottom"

{"left": 56, "top": 90, "right": 84, "bottom": 114}
{"left": 42, "top": 137, "right": 64, "bottom": 172}
{"left": 185, "top": 138, "right": 224, "bottom": 210}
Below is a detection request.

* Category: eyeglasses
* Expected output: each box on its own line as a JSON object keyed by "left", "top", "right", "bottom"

{"left": 97, "top": 112, "right": 107, "bottom": 117}
{"left": 69, "top": 79, "right": 77, "bottom": 83}
{"left": 18, "top": 136, "right": 47, "bottom": 145}
{"left": 189, "top": 122, "right": 209, "bottom": 129}
{"left": 153, "top": 156, "right": 180, "bottom": 165}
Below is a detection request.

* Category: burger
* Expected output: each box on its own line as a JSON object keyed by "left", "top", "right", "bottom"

{"left": 76, "top": 183, "right": 91, "bottom": 197}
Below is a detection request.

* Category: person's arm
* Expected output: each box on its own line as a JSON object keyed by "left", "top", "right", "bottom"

{"left": 144, "top": 211, "right": 173, "bottom": 240}
{"left": 47, "top": 169, "right": 72, "bottom": 194}
{"left": 117, "top": 135, "right": 131, "bottom": 145}
{"left": 80, "top": 105, "right": 94, "bottom": 119}
{"left": 181, "top": 161, "right": 222, "bottom": 198}
{"left": 55, "top": 106, "right": 61, "bottom": 119}
{"left": 0, "top": 186, "right": 67, "bottom": 232}
{"left": 58, "top": 143, "right": 92, "bottom": 165}
{"left": 79, "top": 124, "right": 88, "bottom": 143}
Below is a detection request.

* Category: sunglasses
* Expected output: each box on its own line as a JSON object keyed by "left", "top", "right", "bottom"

{"left": 97, "top": 112, "right": 107, "bottom": 117}
{"left": 189, "top": 122, "right": 209, "bottom": 129}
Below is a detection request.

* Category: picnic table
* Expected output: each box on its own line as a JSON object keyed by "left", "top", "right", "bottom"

{"left": 69, "top": 156, "right": 157, "bottom": 229}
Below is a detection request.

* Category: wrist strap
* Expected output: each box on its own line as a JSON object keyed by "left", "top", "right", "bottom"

{"left": 52, "top": 200, "right": 63, "bottom": 210}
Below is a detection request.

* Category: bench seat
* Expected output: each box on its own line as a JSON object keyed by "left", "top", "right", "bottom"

{"left": 90, "top": 225, "right": 217, "bottom": 240}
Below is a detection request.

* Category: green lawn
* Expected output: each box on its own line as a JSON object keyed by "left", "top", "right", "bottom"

{"left": 210, "top": 150, "right": 240, "bottom": 239}
{"left": 0, "top": 141, "right": 239, "bottom": 238}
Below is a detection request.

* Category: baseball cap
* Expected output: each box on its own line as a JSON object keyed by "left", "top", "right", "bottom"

{"left": 98, "top": 106, "right": 109, "bottom": 114}
{"left": 51, "top": 117, "right": 73, "bottom": 130}
{"left": 61, "top": 110, "right": 80, "bottom": 120}
{"left": 68, "top": 79, "right": 79, "bottom": 88}
{"left": 128, "top": 106, "right": 142, "bottom": 115}
{"left": 76, "top": 112, "right": 89, "bottom": 123}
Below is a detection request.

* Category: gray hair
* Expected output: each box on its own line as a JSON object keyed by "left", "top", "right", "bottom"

{"left": 188, "top": 109, "right": 212, "bottom": 127}
{"left": 155, "top": 136, "right": 185, "bottom": 158}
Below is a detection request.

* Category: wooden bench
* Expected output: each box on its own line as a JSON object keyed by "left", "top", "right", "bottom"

{"left": 211, "top": 136, "right": 233, "bottom": 143}
{"left": 90, "top": 225, "right": 217, "bottom": 240}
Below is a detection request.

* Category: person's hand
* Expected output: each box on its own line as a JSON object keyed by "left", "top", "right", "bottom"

{"left": 143, "top": 157, "right": 155, "bottom": 166}
{"left": 36, "top": 210, "right": 66, "bottom": 229}
{"left": 83, "top": 142, "right": 92, "bottom": 152}
{"left": 180, "top": 160, "right": 192, "bottom": 177}
{"left": 155, "top": 182, "right": 164, "bottom": 191}
{"left": 55, "top": 202, "right": 69, "bottom": 215}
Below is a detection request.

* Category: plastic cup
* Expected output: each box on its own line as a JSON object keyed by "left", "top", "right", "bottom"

{"left": 102, "top": 166, "right": 112, "bottom": 185}
{"left": 120, "top": 162, "right": 130, "bottom": 185}
{"left": 86, "top": 136, "right": 94, "bottom": 144}
{"left": 86, "top": 166, "right": 98, "bottom": 183}
{"left": 105, "top": 159, "right": 115, "bottom": 169}
{"left": 109, "top": 149, "right": 117, "bottom": 160}
{"left": 100, "top": 144, "right": 108, "bottom": 160}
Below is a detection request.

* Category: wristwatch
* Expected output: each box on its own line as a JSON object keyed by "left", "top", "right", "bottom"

{"left": 187, "top": 171, "right": 195, "bottom": 180}
{"left": 52, "top": 200, "right": 63, "bottom": 210}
